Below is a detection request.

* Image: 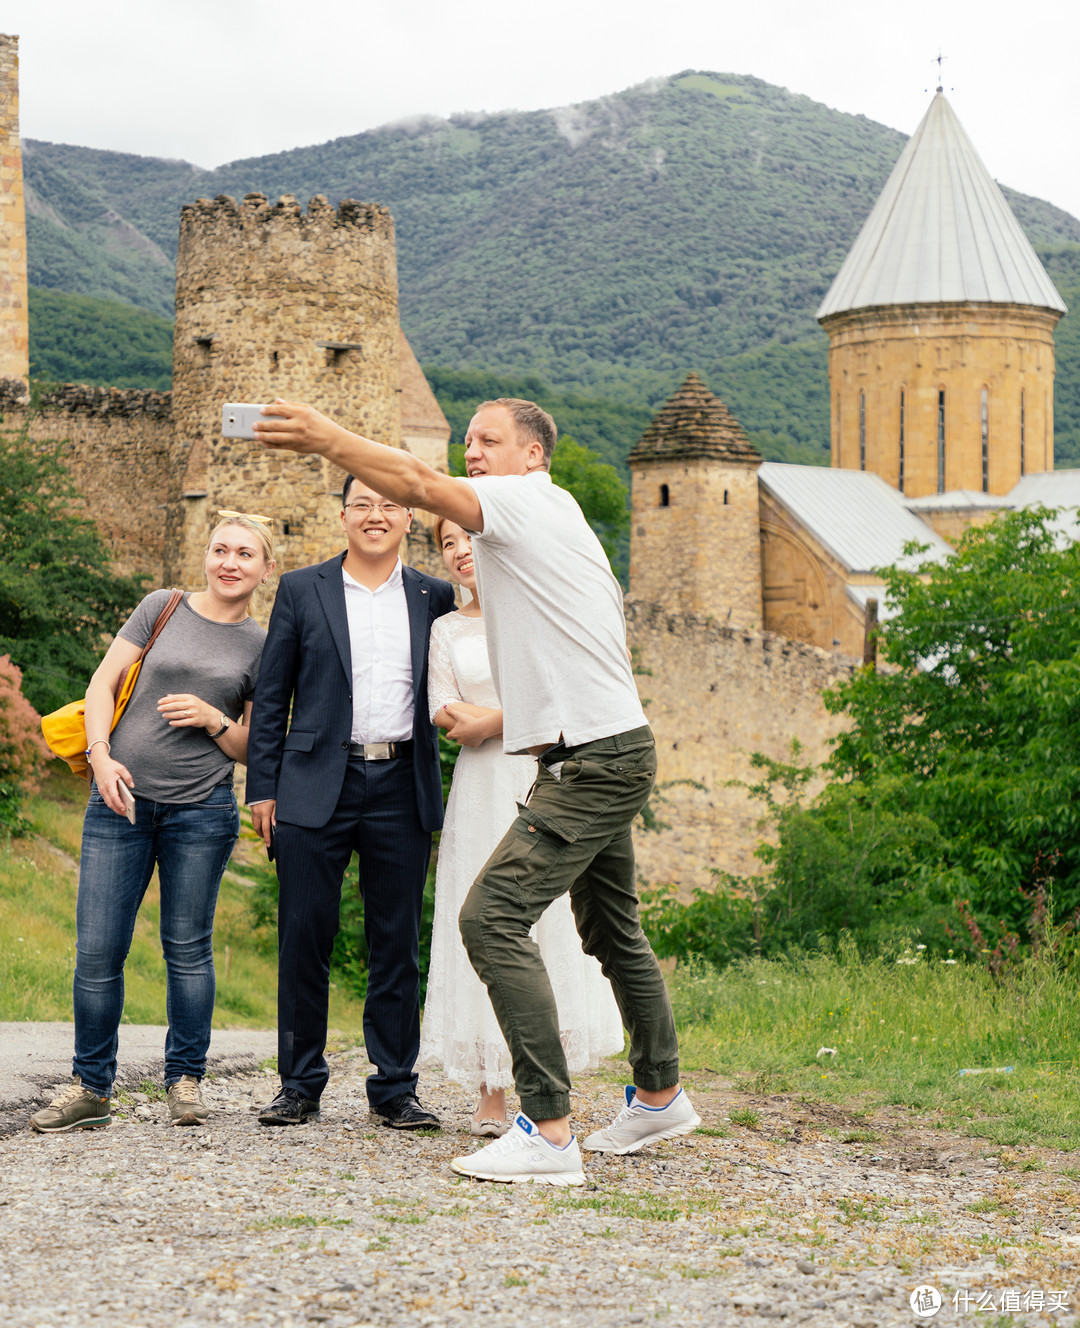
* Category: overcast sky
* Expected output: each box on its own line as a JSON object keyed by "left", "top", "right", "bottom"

{"left": 7, "top": 0, "right": 1080, "bottom": 219}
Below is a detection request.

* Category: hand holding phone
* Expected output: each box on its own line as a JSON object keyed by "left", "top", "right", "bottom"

{"left": 118, "top": 781, "right": 136, "bottom": 825}
{"left": 222, "top": 403, "right": 286, "bottom": 440}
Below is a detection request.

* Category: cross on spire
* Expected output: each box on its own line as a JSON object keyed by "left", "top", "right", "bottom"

{"left": 933, "top": 49, "right": 946, "bottom": 93}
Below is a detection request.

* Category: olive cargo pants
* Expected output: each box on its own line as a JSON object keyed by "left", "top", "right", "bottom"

{"left": 458, "top": 726, "right": 680, "bottom": 1120}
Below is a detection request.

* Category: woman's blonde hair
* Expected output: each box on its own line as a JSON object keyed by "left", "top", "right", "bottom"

{"left": 208, "top": 512, "right": 276, "bottom": 566}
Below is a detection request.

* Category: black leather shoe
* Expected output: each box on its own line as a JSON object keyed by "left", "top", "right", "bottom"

{"left": 371, "top": 1092, "right": 440, "bottom": 1130}
{"left": 258, "top": 1087, "right": 321, "bottom": 1126}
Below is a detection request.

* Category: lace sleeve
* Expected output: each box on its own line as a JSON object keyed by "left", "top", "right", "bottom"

{"left": 427, "top": 617, "right": 462, "bottom": 721}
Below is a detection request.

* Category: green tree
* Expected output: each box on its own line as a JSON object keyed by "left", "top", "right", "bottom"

{"left": 826, "top": 507, "right": 1080, "bottom": 936}
{"left": 0, "top": 421, "right": 148, "bottom": 716}
{"left": 549, "top": 435, "right": 630, "bottom": 565}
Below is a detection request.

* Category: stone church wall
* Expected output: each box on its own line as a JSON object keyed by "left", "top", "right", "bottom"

{"left": 626, "top": 597, "right": 859, "bottom": 894}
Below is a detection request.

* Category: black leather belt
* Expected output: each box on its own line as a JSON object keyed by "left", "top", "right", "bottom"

{"left": 349, "top": 740, "right": 413, "bottom": 761}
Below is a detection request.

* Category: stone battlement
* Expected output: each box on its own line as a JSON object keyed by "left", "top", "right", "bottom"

{"left": 0, "top": 380, "right": 171, "bottom": 419}
{"left": 180, "top": 193, "right": 393, "bottom": 235}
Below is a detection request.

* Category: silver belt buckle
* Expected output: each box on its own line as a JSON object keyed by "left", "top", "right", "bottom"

{"left": 364, "top": 742, "right": 392, "bottom": 761}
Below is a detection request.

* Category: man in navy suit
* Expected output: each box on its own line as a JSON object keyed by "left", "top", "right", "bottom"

{"left": 247, "top": 476, "right": 455, "bottom": 1128}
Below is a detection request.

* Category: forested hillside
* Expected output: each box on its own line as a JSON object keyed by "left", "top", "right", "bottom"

{"left": 23, "top": 70, "right": 1080, "bottom": 462}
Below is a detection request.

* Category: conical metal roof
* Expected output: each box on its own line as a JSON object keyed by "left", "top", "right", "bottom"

{"left": 629, "top": 372, "right": 762, "bottom": 465}
{"left": 817, "top": 91, "right": 1066, "bottom": 319}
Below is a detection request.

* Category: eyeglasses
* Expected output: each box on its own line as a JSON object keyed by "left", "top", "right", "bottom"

{"left": 344, "top": 501, "right": 403, "bottom": 516}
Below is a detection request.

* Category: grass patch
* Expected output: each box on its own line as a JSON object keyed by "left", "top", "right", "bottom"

{"left": 0, "top": 764, "right": 365, "bottom": 1032}
{"left": 248, "top": 1215, "right": 354, "bottom": 1232}
{"left": 729, "top": 1108, "right": 761, "bottom": 1130}
{"left": 669, "top": 950, "right": 1080, "bottom": 1150}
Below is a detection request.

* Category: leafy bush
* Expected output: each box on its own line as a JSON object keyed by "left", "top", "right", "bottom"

{"left": 0, "top": 421, "right": 148, "bottom": 716}
{"left": 0, "top": 655, "right": 50, "bottom": 836}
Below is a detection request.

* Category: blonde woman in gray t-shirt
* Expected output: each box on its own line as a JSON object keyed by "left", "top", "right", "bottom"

{"left": 29, "top": 515, "right": 274, "bottom": 1136}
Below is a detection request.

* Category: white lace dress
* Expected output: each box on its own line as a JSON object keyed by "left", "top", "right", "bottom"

{"left": 418, "top": 610, "right": 625, "bottom": 1092}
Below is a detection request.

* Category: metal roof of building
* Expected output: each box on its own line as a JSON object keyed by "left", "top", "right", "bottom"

{"left": 1008, "top": 470, "right": 1080, "bottom": 542}
{"left": 904, "top": 489, "right": 1014, "bottom": 511}
{"left": 759, "top": 463, "right": 952, "bottom": 574}
{"left": 816, "top": 92, "right": 1067, "bottom": 320}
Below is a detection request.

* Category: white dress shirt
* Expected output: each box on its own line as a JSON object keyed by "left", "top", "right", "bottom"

{"left": 342, "top": 561, "right": 414, "bottom": 744}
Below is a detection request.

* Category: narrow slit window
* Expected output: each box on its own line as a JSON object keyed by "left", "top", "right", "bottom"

{"left": 723, "top": 489, "right": 729, "bottom": 506}
{"left": 898, "top": 389, "right": 905, "bottom": 494}
{"left": 980, "top": 387, "right": 989, "bottom": 493}
{"left": 937, "top": 388, "right": 946, "bottom": 494}
{"left": 659, "top": 484, "right": 670, "bottom": 508}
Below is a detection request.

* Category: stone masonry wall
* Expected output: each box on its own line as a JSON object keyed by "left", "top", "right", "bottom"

{"left": 0, "top": 383, "right": 176, "bottom": 581}
{"left": 630, "top": 457, "right": 762, "bottom": 626}
{"left": 626, "top": 597, "right": 859, "bottom": 894}
{"left": 0, "top": 35, "right": 28, "bottom": 383}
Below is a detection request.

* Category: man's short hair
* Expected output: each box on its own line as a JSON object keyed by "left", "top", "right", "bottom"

{"left": 342, "top": 474, "right": 356, "bottom": 508}
{"left": 479, "top": 398, "right": 558, "bottom": 467}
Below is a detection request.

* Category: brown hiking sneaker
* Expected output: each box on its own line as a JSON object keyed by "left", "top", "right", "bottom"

{"left": 30, "top": 1077, "right": 111, "bottom": 1133}
{"left": 166, "top": 1075, "right": 210, "bottom": 1126}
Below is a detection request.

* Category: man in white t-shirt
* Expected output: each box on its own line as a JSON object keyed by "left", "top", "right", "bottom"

{"left": 252, "top": 396, "right": 698, "bottom": 1185}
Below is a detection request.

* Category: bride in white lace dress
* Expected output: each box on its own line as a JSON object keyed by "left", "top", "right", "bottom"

{"left": 418, "top": 518, "right": 624, "bottom": 1135}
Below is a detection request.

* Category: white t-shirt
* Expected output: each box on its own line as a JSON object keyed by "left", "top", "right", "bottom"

{"left": 465, "top": 471, "right": 647, "bottom": 753}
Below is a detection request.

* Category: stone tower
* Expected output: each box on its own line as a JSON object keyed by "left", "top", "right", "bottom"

{"left": 169, "top": 192, "right": 403, "bottom": 590}
{"left": 817, "top": 91, "right": 1066, "bottom": 498}
{"left": 0, "top": 34, "right": 28, "bottom": 389}
{"left": 628, "top": 373, "right": 763, "bottom": 625}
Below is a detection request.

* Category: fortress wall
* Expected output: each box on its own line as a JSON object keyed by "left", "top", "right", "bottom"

{"left": 0, "top": 382, "right": 175, "bottom": 582}
{"left": 626, "top": 597, "right": 859, "bottom": 894}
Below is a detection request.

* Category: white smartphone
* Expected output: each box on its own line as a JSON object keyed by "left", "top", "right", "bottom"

{"left": 222, "top": 403, "right": 286, "bottom": 439}
{"left": 118, "top": 781, "right": 136, "bottom": 825}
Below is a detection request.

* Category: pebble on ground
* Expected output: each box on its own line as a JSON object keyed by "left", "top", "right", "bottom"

{"left": 2, "top": 1051, "right": 1078, "bottom": 1326}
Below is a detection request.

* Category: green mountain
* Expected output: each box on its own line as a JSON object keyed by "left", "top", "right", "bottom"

{"left": 23, "top": 71, "right": 1080, "bottom": 462}
{"left": 28, "top": 287, "right": 172, "bottom": 390}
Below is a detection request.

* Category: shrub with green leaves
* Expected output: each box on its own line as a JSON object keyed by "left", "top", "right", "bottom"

{"left": 0, "top": 420, "right": 147, "bottom": 716}
{"left": 0, "top": 654, "right": 50, "bottom": 836}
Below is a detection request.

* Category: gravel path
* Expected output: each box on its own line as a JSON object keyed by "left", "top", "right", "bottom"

{"left": 3, "top": 1050, "right": 1077, "bottom": 1327}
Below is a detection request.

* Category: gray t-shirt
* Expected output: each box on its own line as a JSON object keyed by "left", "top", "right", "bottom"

{"left": 109, "top": 590, "right": 266, "bottom": 804}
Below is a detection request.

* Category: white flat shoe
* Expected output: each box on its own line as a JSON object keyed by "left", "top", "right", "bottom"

{"left": 470, "top": 1117, "right": 509, "bottom": 1138}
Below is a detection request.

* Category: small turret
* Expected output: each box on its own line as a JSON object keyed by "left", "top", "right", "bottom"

{"left": 628, "top": 373, "right": 763, "bottom": 624}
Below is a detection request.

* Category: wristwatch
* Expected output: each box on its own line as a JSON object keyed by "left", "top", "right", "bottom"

{"left": 207, "top": 714, "right": 231, "bottom": 740}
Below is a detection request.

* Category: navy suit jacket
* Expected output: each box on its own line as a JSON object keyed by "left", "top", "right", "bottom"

{"left": 246, "top": 554, "right": 456, "bottom": 832}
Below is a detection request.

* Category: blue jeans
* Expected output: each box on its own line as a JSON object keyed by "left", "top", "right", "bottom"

{"left": 73, "top": 782, "right": 239, "bottom": 1097}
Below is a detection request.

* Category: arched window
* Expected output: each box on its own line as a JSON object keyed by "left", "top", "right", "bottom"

{"left": 980, "top": 387, "right": 990, "bottom": 493}
{"left": 898, "top": 389, "right": 906, "bottom": 494}
{"left": 937, "top": 388, "right": 946, "bottom": 494}
{"left": 859, "top": 391, "right": 866, "bottom": 470}
{"left": 659, "top": 484, "right": 670, "bottom": 508}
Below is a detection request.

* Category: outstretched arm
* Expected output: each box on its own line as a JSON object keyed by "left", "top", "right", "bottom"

{"left": 253, "top": 400, "right": 483, "bottom": 532}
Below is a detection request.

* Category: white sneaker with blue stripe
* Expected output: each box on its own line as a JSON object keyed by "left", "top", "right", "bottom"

{"left": 450, "top": 1112, "right": 585, "bottom": 1185}
{"left": 581, "top": 1085, "right": 700, "bottom": 1154}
